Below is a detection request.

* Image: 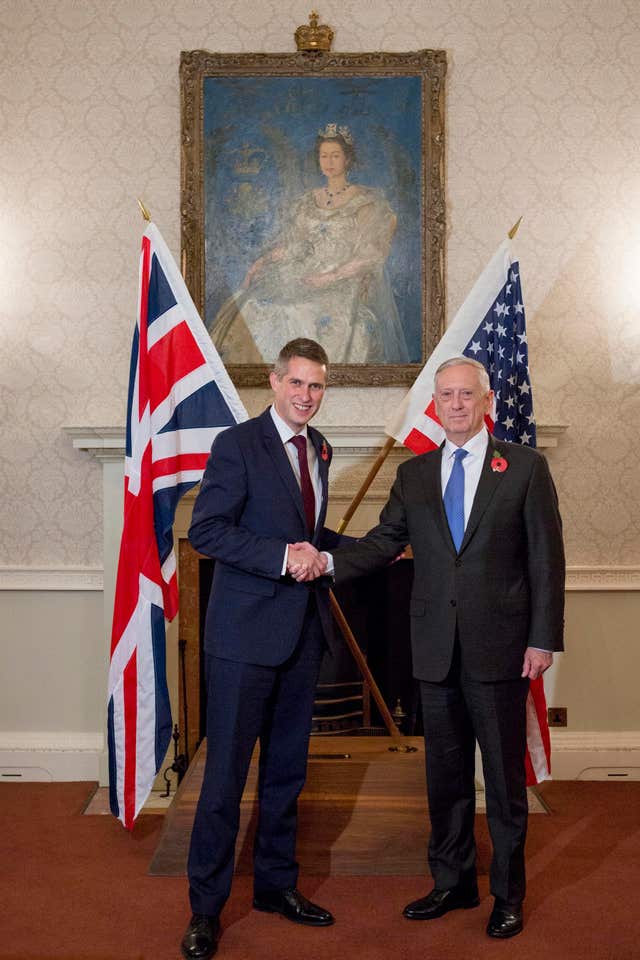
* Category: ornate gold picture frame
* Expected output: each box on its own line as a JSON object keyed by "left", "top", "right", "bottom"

{"left": 180, "top": 48, "right": 446, "bottom": 386}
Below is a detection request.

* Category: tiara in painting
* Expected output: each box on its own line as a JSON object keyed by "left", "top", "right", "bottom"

{"left": 318, "top": 123, "right": 353, "bottom": 144}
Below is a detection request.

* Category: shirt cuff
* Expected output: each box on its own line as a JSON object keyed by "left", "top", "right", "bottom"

{"left": 322, "top": 551, "right": 335, "bottom": 575}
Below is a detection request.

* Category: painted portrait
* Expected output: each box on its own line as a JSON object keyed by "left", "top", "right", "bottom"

{"left": 181, "top": 51, "right": 446, "bottom": 386}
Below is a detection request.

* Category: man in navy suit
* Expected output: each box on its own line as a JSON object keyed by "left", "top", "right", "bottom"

{"left": 304, "top": 356, "right": 564, "bottom": 940}
{"left": 181, "top": 339, "right": 343, "bottom": 960}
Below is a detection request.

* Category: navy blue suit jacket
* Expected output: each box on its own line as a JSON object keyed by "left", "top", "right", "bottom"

{"left": 189, "top": 408, "right": 342, "bottom": 666}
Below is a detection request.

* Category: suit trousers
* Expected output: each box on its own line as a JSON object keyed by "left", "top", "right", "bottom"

{"left": 420, "top": 644, "right": 530, "bottom": 905}
{"left": 188, "top": 595, "right": 325, "bottom": 916}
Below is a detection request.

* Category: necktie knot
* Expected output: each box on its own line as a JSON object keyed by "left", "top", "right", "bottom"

{"left": 453, "top": 448, "right": 468, "bottom": 464}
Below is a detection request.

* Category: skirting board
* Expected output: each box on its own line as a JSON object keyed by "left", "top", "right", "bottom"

{"left": 549, "top": 731, "right": 640, "bottom": 780}
{"left": 0, "top": 732, "right": 104, "bottom": 783}
{"left": 1, "top": 732, "right": 638, "bottom": 783}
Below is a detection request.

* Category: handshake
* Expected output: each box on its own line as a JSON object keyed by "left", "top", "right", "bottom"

{"left": 286, "top": 542, "right": 330, "bottom": 583}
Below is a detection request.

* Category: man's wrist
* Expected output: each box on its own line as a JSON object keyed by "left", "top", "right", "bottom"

{"left": 322, "top": 551, "right": 335, "bottom": 576}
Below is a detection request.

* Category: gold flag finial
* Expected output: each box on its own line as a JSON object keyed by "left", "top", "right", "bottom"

{"left": 508, "top": 216, "right": 523, "bottom": 239}
{"left": 137, "top": 198, "right": 152, "bottom": 222}
{"left": 295, "top": 11, "right": 334, "bottom": 52}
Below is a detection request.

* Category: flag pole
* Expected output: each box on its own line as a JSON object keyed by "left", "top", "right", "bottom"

{"left": 336, "top": 436, "right": 396, "bottom": 535}
{"left": 508, "top": 216, "right": 523, "bottom": 239}
{"left": 137, "top": 198, "right": 152, "bottom": 222}
{"left": 327, "top": 435, "right": 405, "bottom": 743}
{"left": 329, "top": 591, "right": 406, "bottom": 743}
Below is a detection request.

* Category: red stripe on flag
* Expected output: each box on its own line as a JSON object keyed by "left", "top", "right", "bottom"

{"left": 123, "top": 649, "right": 138, "bottom": 831}
{"left": 404, "top": 429, "right": 439, "bottom": 455}
{"left": 147, "top": 321, "right": 206, "bottom": 414}
{"left": 111, "top": 444, "right": 160, "bottom": 650}
{"left": 151, "top": 452, "right": 210, "bottom": 480}
{"left": 525, "top": 676, "right": 551, "bottom": 786}
{"left": 424, "top": 398, "right": 439, "bottom": 421}
{"left": 163, "top": 570, "right": 178, "bottom": 622}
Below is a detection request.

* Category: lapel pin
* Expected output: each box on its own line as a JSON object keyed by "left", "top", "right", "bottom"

{"left": 321, "top": 440, "right": 329, "bottom": 461}
{"left": 491, "top": 450, "right": 508, "bottom": 473}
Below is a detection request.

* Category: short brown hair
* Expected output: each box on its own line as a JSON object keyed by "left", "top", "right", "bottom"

{"left": 273, "top": 338, "right": 329, "bottom": 378}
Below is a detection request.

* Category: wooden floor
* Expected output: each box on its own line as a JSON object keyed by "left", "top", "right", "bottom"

{"left": 149, "top": 736, "right": 546, "bottom": 877}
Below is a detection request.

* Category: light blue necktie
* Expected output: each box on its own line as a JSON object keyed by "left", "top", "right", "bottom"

{"left": 443, "top": 448, "right": 468, "bottom": 551}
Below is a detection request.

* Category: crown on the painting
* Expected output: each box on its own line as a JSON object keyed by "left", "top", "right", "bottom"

{"left": 317, "top": 123, "right": 353, "bottom": 144}
{"left": 295, "top": 11, "right": 334, "bottom": 52}
{"left": 232, "top": 143, "right": 266, "bottom": 176}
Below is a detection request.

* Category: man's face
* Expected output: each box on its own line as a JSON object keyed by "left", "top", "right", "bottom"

{"left": 433, "top": 364, "right": 493, "bottom": 446}
{"left": 269, "top": 356, "right": 327, "bottom": 433}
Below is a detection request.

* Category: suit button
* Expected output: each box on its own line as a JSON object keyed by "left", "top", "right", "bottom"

{"left": 450, "top": 599, "right": 456, "bottom": 607}
{"left": 455, "top": 559, "right": 461, "bottom": 567}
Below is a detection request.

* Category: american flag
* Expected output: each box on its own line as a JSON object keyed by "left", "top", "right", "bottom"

{"left": 108, "top": 222, "right": 247, "bottom": 829}
{"left": 386, "top": 238, "right": 551, "bottom": 785}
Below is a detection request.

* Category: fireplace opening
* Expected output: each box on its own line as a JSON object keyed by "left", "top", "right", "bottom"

{"left": 178, "top": 541, "right": 418, "bottom": 764}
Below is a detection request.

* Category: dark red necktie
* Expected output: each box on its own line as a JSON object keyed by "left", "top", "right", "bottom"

{"left": 289, "top": 434, "right": 316, "bottom": 536}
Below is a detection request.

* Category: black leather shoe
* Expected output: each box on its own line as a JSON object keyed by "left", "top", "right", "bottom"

{"left": 403, "top": 882, "right": 480, "bottom": 920}
{"left": 181, "top": 914, "right": 220, "bottom": 960}
{"left": 253, "top": 887, "right": 334, "bottom": 926}
{"left": 486, "top": 900, "right": 523, "bottom": 938}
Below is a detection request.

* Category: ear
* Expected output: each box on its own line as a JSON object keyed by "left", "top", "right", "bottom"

{"left": 269, "top": 371, "right": 279, "bottom": 392}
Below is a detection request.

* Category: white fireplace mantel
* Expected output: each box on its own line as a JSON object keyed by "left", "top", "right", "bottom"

{"left": 57, "top": 422, "right": 640, "bottom": 595}
{"left": 64, "top": 421, "right": 569, "bottom": 461}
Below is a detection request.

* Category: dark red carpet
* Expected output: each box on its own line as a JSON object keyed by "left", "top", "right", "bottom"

{"left": 1, "top": 780, "right": 639, "bottom": 959}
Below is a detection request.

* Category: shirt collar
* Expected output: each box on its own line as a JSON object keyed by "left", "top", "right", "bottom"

{"left": 443, "top": 427, "right": 489, "bottom": 460}
{"left": 270, "top": 405, "right": 308, "bottom": 445}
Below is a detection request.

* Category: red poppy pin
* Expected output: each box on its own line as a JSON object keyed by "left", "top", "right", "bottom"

{"left": 491, "top": 450, "right": 508, "bottom": 473}
{"left": 321, "top": 440, "right": 329, "bottom": 462}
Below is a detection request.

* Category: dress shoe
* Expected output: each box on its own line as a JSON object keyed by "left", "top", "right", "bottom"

{"left": 181, "top": 914, "right": 220, "bottom": 960}
{"left": 486, "top": 899, "right": 523, "bottom": 938}
{"left": 403, "top": 882, "right": 480, "bottom": 920}
{"left": 253, "top": 887, "right": 334, "bottom": 926}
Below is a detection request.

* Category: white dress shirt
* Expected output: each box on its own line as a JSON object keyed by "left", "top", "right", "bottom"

{"left": 441, "top": 427, "right": 489, "bottom": 527}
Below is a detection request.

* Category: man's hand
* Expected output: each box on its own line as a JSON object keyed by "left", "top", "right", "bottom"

{"left": 287, "top": 542, "right": 328, "bottom": 582}
{"left": 521, "top": 647, "right": 553, "bottom": 680}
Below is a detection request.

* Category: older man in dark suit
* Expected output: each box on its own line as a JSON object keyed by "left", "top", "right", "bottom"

{"left": 321, "top": 356, "right": 564, "bottom": 939}
{"left": 181, "top": 339, "right": 344, "bottom": 960}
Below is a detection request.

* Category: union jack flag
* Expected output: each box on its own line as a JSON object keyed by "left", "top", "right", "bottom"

{"left": 108, "top": 222, "right": 247, "bottom": 829}
{"left": 386, "top": 238, "right": 551, "bottom": 785}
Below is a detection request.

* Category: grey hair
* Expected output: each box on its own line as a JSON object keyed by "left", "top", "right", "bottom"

{"left": 434, "top": 356, "right": 490, "bottom": 393}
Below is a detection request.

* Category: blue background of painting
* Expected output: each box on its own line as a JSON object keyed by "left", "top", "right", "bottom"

{"left": 203, "top": 75, "right": 423, "bottom": 362}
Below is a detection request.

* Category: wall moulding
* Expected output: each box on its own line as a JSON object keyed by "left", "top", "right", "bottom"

{"left": 2, "top": 565, "right": 638, "bottom": 593}
{"left": 0, "top": 568, "right": 103, "bottom": 591}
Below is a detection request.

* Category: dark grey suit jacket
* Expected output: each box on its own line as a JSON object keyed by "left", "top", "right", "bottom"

{"left": 333, "top": 437, "right": 565, "bottom": 683}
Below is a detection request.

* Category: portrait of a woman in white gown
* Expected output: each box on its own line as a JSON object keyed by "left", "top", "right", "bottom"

{"left": 210, "top": 124, "right": 410, "bottom": 365}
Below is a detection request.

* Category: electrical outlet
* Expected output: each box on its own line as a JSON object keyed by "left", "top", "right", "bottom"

{"left": 547, "top": 707, "right": 567, "bottom": 727}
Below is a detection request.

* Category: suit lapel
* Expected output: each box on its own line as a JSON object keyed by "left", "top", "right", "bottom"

{"left": 260, "top": 408, "right": 308, "bottom": 531}
{"left": 459, "top": 437, "right": 503, "bottom": 553}
{"left": 420, "top": 446, "right": 455, "bottom": 553}
{"left": 308, "top": 426, "right": 329, "bottom": 541}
